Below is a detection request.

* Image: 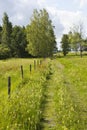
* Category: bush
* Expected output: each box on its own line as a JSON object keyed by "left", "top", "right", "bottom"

{"left": 0, "top": 44, "right": 11, "bottom": 59}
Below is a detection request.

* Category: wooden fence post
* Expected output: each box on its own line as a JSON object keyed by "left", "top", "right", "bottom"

{"left": 37, "top": 60, "right": 39, "bottom": 67}
{"left": 34, "top": 60, "right": 36, "bottom": 70}
{"left": 8, "top": 76, "right": 11, "bottom": 97}
{"left": 40, "top": 60, "right": 42, "bottom": 65}
{"left": 21, "top": 65, "right": 23, "bottom": 79}
{"left": 30, "top": 64, "right": 32, "bottom": 73}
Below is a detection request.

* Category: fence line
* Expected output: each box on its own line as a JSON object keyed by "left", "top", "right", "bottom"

{"left": 6, "top": 60, "right": 42, "bottom": 97}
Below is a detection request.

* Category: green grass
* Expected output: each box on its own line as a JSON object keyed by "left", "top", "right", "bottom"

{"left": 0, "top": 58, "right": 51, "bottom": 130}
{"left": 40, "top": 56, "right": 87, "bottom": 130}
{"left": 58, "top": 57, "right": 87, "bottom": 102}
{"left": 0, "top": 58, "right": 38, "bottom": 94}
{"left": 53, "top": 56, "right": 87, "bottom": 130}
{"left": 0, "top": 57, "right": 87, "bottom": 130}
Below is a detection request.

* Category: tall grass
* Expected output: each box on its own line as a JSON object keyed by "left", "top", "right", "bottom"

{"left": 0, "top": 58, "right": 36, "bottom": 94}
{"left": 53, "top": 57, "right": 87, "bottom": 130}
{"left": 0, "top": 57, "right": 87, "bottom": 130}
{"left": 0, "top": 58, "right": 51, "bottom": 130}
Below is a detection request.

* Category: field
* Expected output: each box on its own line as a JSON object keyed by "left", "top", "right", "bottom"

{"left": 0, "top": 57, "right": 87, "bottom": 130}
{"left": 53, "top": 56, "right": 87, "bottom": 130}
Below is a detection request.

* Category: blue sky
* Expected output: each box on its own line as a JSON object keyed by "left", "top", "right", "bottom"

{"left": 0, "top": 0, "right": 87, "bottom": 49}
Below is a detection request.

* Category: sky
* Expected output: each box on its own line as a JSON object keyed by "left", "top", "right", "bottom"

{"left": 0, "top": 0, "right": 87, "bottom": 49}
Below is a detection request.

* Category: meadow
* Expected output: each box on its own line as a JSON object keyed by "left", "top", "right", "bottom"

{"left": 0, "top": 58, "right": 51, "bottom": 130}
{"left": 0, "top": 56, "right": 87, "bottom": 130}
{"left": 53, "top": 56, "right": 87, "bottom": 130}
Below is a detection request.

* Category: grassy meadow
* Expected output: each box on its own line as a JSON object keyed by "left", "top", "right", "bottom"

{"left": 0, "top": 56, "right": 87, "bottom": 130}
{"left": 0, "top": 58, "right": 37, "bottom": 95}
{"left": 0, "top": 58, "right": 51, "bottom": 129}
{"left": 53, "top": 56, "right": 87, "bottom": 130}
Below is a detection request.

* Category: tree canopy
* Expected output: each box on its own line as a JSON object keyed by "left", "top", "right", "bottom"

{"left": 0, "top": 13, "right": 29, "bottom": 59}
{"left": 68, "top": 23, "right": 87, "bottom": 57}
{"left": 26, "top": 9, "right": 56, "bottom": 57}
{"left": 11, "top": 26, "right": 28, "bottom": 57}
{"left": 0, "top": 10, "right": 57, "bottom": 59}
{"left": 61, "top": 34, "right": 70, "bottom": 56}
{"left": 1, "top": 12, "right": 12, "bottom": 48}
{"left": 60, "top": 22, "right": 87, "bottom": 57}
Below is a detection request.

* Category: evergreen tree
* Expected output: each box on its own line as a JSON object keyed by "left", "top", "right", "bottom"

{"left": 0, "top": 13, "right": 12, "bottom": 58}
{"left": 2, "top": 12, "right": 12, "bottom": 49}
{"left": 0, "top": 26, "right": 2, "bottom": 44}
{"left": 11, "top": 26, "right": 28, "bottom": 57}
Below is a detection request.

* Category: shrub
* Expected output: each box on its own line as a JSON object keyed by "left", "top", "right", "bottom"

{"left": 0, "top": 44, "right": 11, "bottom": 59}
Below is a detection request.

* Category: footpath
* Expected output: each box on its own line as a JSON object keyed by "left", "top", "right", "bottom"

{"left": 40, "top": 74, "right": 56, "bottom": 130}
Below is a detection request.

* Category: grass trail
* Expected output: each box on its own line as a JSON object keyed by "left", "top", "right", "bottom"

{"left": 41, "top": 74, "right": 56, "bottom": 130}
{"left": 41, "top": 58, "right": 87, "bottom": 130}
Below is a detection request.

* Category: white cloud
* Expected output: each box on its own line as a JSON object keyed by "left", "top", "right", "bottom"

{"left": 37, "top": 0, "right": 46, "bottom": 7}
{"left": 46, "top": 6, "right": 87, "bottom": 48}
{"left": 0, "top": 0, "right": 39, "bottom": 25}
{"left": 80, "top": 0, "right": 87, "bottom": 7}
{"left": 47, "top": 6, "right": 87, "bottom": 33}
{"left": 46, "top": 7, "right": 64, "bottom": 35}
{"left": 74, "top": 0, "right": 87, "bottom": 8}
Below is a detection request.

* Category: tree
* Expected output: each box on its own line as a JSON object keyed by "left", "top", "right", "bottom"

{"left": 1, "top": 12, "right": 12, "bottom": 57}
{"left": 26, "top": 9, "right": 56, "bottom": 57}
{"left": 0, "top": 26, "right": 2, "bottom": 44}
{"left": 83, "top": 39, "right": 87, "bottom": 51}
{"left": 61, "top": 34, "right": 70, "bottom": 56}
{"left": 0, "top": 13, "right": 12, "bottom": 59}
{"left": 11, "top": 26, "right": 28, "bottom": 57}
{"left": 69, "top": 23, "right": 85, "bottom": 57}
